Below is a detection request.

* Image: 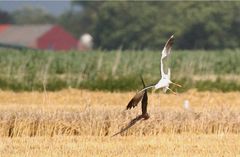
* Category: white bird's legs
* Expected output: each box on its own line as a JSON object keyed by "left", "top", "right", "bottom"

{"left": 167, "top": 87, "right": 177, "bottom": 95}
{"left": 171, "top": 82, "right": 182, "bottom": 87}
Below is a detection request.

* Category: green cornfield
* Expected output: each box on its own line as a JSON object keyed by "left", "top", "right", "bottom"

{"left": 0, "top": 48, "right": 240, "bottom": 92}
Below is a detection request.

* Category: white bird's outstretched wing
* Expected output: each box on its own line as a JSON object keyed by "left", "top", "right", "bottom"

{"left": 160, "top": 35, "right": 174, "bottom": 77}
{"left": 167, "top": 68, "right": 171, "bottom": 80}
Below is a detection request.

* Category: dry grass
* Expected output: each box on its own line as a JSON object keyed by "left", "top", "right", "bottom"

{"left": 0, "top": 89, "right": 240, "bottom": 137}
{"left": 0, "top": 90, "right": 240, "bottom": 156}
{"left": 1, "top": 135, "right": 240, "bottom": 157}
{"left": 0, "top": 106, "right": 240, "bottom": 137}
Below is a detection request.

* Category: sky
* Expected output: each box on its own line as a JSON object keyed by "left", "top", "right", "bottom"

{"left": 0, "top": 1, "right": 81, "bottom": 16}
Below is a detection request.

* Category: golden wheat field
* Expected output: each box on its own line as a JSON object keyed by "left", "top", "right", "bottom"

{"left": 0, "top": 89, "right": 240, "bottom": 156}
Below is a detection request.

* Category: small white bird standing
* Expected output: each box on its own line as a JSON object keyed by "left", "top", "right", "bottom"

{"left": 140, "top": 35, "right": 181, "bottom": 94}
{"left": 183, "top": 99, "right": 190, "bottom": 110}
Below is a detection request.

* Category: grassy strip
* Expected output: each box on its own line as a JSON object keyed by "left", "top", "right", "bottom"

{"left": 0, "top": 49, "right": 239, "bottom": 92}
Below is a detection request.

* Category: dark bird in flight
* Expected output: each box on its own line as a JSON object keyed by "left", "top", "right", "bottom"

{"left": 112, "top": 76, "right": 149, "bottom": 137}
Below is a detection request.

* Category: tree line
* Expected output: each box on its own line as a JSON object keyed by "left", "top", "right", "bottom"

{"left": 0, "top": 1, "right": 239, "bottom": 50}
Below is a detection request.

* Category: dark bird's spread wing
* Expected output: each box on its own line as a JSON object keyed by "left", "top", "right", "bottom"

{"left": 140, "top": 75, "right": 146, "bottom": 87}
{"left": 126, "top": 76, "right": 147, "bottom": 110}
{"left": 140, "top": 76, "right": 148, "bottom": 115}
{"left": 111, "top": 114, "right": 144, "bottom": 137}
{"left": 126, "top": 91, "right": 144, "bottom": 110}
{"left": 141, "top": 88, "right": 148, "bottom": 115}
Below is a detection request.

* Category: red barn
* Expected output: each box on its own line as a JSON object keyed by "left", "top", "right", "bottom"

{"left": 0, "top": 24, "right": 79, "bottom": 51}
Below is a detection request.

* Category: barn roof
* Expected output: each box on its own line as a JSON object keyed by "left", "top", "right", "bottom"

{"left": 0, "top": 24, "right": 10, "bottom": 33}
{"left": 0, "top": 24, "right": 53, "bottom": 47}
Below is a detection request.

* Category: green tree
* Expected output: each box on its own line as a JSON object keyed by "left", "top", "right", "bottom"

{"left": 93, "top": 2, "right": 163, "bottom": 50}
{"left": 175, "top": 2, "right": 240, "bottom": 49}
{"left": 12, "top": 6, "right": 56, "bottom": 24}
{"left": 72, "top": 1, "right": 240, "bottom": 50}
{"left": 58, "top": 10, "right": 83, "bottom": 38}
{"left": 0, "top": 10, "right": 13, "bottom": 24}
{"left": 59, "top": 1, "right": 103, "bottom": 38}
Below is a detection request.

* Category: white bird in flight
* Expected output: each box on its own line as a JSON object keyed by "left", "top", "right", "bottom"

{"left": 140, "top": 35, "right": 181, "bottom": 94}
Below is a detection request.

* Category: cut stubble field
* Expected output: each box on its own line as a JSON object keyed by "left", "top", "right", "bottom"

{"left": 1, "top": 135, "right": 240, "bottom": 157}
{"left": 0, "top": 89, "right": 240, "bottom": 156}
